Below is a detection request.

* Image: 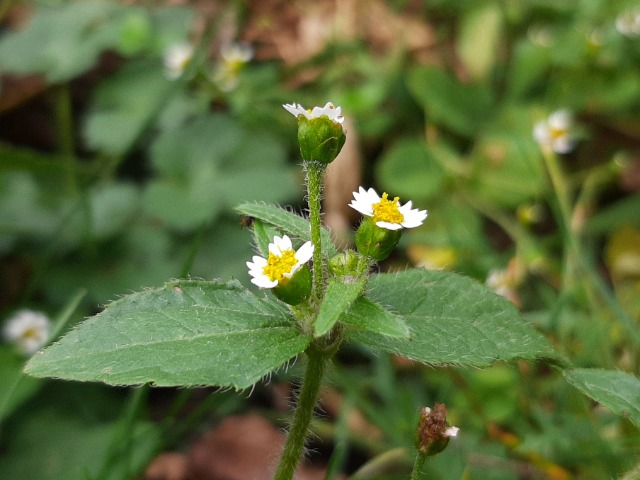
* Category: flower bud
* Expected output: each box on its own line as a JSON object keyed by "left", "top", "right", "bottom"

{"left": 415, "top": 403, "right": 459, "bottom": 457}
{"left": 355, "top": 217, "right": 402, "bottom": 261}
{"left": 272, "top": 264, "right": 312, "bottom": 306}
{"left": 283, "top": 102, "right": 346, "bottom": 165}
{"left": 297, "top": 115, "right": 346, "bottom": 165}
{"left": 328, "top": 250, "right": 359, "bottom": 277}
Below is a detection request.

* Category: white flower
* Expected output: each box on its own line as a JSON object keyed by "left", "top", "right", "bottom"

{"left": 486, "top": 269, "right": 513, "bottom": 299}
{"left": 533, "top": 110, "right": 577, "bottom": 154}
{"left": 163, "top": 42, "right": 194, "bottom": 80}
{"left": 445, "top": 426, "right": 460, "bottom": 437}
{"left": 221, "top": 43, "right": 254, "bottom": 64}
{"left": 282, "top": 102, "right": 345, "bottom": 125}
{"left": 214, "top": 43, "right": 254, "bottom": 91}
{"left": 616, "top": 9, "right": 640, "bottom": 37}
{"left": 349, "top": 187, "right": 427, "bottom": 231}
{"left": 3, "top": 310, "right": 51, "bottom": 356}
{"left": 247, "top": 235, "right": 314, "bottom": 289}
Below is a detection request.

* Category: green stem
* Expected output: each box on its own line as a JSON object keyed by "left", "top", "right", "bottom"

{"left": 540, "top": 148, "right": 579, "bottom": 291}
{"left": 306, "top": 161, "right": 326, "bottom": 303}
{"left": 410, "top": 451, "right": 428, "bottom": 480}
{"left": 274, "top": 346, "right": 327, "bottom": 480}
{"left": 54, "top": 84, "right": 77, "bottom": 194}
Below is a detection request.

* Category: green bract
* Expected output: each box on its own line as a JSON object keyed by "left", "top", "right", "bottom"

{"left": 355, "top": 217, "right": 402, "bottom": 261}
{"left": 297, "top": 115, "right": 346, "bottom": 165}
{"left": 272, "top": 264, "right": 312, "bottom": 306}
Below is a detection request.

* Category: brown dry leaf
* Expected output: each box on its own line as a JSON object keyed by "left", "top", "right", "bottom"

{"left": 320, "top": 388, "right": 383, "bottom": 442}
{"left": 145, "top": 452, "right": 189, "bottom": 480}
{"left": 186, "top": 413, "right": 326, "bottom": 480}
{"left": 243, "top": 0, "right": 438, "bottom": 66}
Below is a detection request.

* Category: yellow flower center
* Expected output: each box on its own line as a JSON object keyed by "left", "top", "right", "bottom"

{"left": 263, "top": 249, "right": 297, "bottom": 282}
{"left": 372, "top": 193, "right": 404, "bottom": 224}
{"left": 22, "top": 326, "right": 40, "bottom": 341}
{"left": 549, "top": 126, "right": 567, "bottom": 140}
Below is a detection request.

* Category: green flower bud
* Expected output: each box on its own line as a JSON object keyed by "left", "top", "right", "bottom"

{"left": 415, "top": 403, "right": 459, "bottom": 457}
{"left": 355, "top": 217, "right": 402, "bottom": 261}
{"left": 283, "top": 102, "right": 346, "bottom": 165}
{"left": 272, "top": 264, "right": 312, "bottom": 306}
{"left": 328, "top": 250, "right": 360, "bottom": 277}
{"left": 297, "top": 115, "right": 346, "bottom": 165}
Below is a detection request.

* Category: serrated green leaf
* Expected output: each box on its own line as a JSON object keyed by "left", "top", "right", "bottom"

{"left": 314, "top": 280, "right": 363, "bottom": 337}
{"left": 26, "top": 280, "right": 310, "bottom": 389}
{"left": 342, "top": 297, "right": 410, "bottom": 339}
{"left": 564, "top": 369, "right": 640, "bottom": 428}
{"left": 235, "top": 202, "right": 337, "bottom": 258}
{"left": 346, "top": 269, "right": 557, "bottom": 366}
{"left": 250, "top": 219, "right": 280, "bottom": 257}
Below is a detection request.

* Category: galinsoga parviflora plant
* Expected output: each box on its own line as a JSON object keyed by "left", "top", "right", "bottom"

{"left": 25, "top": 102, "right": 562, "bottom": 479}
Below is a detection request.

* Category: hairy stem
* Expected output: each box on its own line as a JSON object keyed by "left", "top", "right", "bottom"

{"left": 274, "top": 346, "right": 327, "bottom": 480}
{"left": 306, "top": 161, "right": 326, "bottom": 303}
{"left": 410, "top": 451, "right": 428, "bottom": 480}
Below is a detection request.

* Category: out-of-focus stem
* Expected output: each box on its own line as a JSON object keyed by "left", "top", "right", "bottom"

{"left": 54, "top": 84, "right": 78, "bottom": 194}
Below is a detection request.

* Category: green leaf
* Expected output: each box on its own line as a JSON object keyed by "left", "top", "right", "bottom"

{"left": 83, "top": 60, "right": 175, "bottom": 156}
{"left": 375, "top": 138, "right": 446, "bottom": 201}
{"left": 457, "top": 3, "right": 502, "bottom": 81}
{"left": 407, "top": 66, "right": 493, "bottom": 136}
{"left": 346, "top": 269, "right": 558, "bottom": 366}
{"left": 250, "top": 219, "right": 281, "bottom": 257}
{"left": 564, "top": 369, "right": 640, "bottom": 428}
{"left": 26, "top": 280, "right": 310, "bottom": 389}
{"left": 236, "top": 202, "right": 337, "bottom": 258}
{"left": 0, "top": 347, "right": 42, "bottom": 420}
{"left": 0, "top": 2, "right": 126, "bottom": 83}
{"left": 342, "top": 297, "right": 410, "bottom": 339}
{"left": 314, "top": 280, "right": 363, "bottom": 337}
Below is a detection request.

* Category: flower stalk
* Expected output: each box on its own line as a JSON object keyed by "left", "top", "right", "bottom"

{"left": 306, "top": 161, "right": 326, "bottom": 303}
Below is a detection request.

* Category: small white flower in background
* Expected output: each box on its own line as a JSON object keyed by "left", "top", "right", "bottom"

{"left": 486, "top": 269, "right": 514, "bottom": 299}
{"left": 214, "top": 43, "right": 254, "bottom": 91}
{"left": 486, "top": 258, "right": 525, "bottom": 306}
{"left": 533, "top": 110, "right": 577, "bottom": 154}
{"left": 247, "top": 235, "right": 314, "bottom": 289}
{"left": 616, "top": 8, "right": 640, "bottom": 37}
{"left": 3, "top": 310, "right": 51, "bottom": 356}
{"left": 163, "top": 42, "right": 194, "bottom": 80}
{"left": 349, "top": 187, "right": 428, "bottom": 231}
{"left": 283, "top": 102, "right": 345, "bottom": 126}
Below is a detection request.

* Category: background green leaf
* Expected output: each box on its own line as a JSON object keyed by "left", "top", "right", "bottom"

{"left": 564, "top": 368, "right": 640, "bottom": 428}
{"left": 26, "top": 280, "right": 310, "bottom": 389}
{"left": 347, "top": 269, "right": 558, "bottom": 366}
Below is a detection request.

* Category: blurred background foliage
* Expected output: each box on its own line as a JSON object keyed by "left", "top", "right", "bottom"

{"left": 1, "top": 0, "right": 640, "bottom": 478}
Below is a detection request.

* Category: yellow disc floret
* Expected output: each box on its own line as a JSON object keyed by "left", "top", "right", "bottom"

{"left": 263, "top": 249, "right": 298, "bottom": 283}
{"left": 372, "top": 193, "right": 404, "bottom": 225}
